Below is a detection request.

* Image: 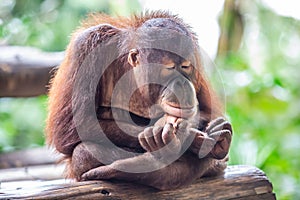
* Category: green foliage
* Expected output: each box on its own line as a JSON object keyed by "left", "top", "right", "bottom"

{"left": 0, "top": 0, "right": 141, "bottom": 152}
{"left": 0, "top": 96, "right": 47, "bottom": 151}
{"left": 215, "top": 1, "right": 300, "bottom": 199}
{"left": 0, "top": 0, "right": 141, "bottom": 51}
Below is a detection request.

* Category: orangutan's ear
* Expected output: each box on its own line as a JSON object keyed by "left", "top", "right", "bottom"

{"left": 128, "top": 49, "right": 139, "bottom": 67}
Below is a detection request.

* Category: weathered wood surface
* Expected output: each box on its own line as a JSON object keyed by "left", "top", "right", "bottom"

{"left": 0, "top": 46, "right": 64, "bottom": 97}
{"left": 0, "top": 164, "right": 65, "bottom": 182}
{"left": 0, "top": 147, "right": 62, "bottom": 169}
{"left": 0, "top": 165, "right": 276, "bottom": 200}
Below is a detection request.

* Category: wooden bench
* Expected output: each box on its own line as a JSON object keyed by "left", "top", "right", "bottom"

{"left": 0, "top": 46, "right": 276, "bottom": 199}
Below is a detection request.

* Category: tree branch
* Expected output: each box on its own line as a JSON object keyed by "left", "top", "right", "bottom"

{"left": 0, "top": 46, "right": 64, "bottom": 97}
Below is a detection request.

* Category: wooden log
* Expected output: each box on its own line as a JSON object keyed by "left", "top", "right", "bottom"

{"left": 0, "top": 147, "right": 62, "bottom": 169}
{"left": 0, "top": 165, "right": 276, "bottom": 200}
{"left": 0, "top": 164, "right": 65, "bottom": 182}
{"left": 0, "top": 46, "right": 64, "bottom": 97}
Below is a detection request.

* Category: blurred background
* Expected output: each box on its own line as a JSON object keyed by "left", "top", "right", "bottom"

{"left": 0, "top": 0, "right": 299, "bottom": 199}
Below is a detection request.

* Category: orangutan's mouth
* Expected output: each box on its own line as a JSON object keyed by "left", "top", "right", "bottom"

{"left": 161, "top": 101, "right": 197, "bottom": 119}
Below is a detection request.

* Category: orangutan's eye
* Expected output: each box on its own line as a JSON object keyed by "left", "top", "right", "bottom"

{"left": 181, "top": 65, "right": 190, "bottom": 69}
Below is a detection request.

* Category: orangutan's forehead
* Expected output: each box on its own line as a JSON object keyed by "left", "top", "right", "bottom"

{"left": 145, "top": 49, "right": 191, "bottom": 64}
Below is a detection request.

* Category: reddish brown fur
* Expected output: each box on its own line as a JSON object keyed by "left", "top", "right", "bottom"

{"left": 47, "top": 11, "right": 220, "bottom": 153}
{"left": 46, "top": 11, "right": 231, "bottom": 189}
